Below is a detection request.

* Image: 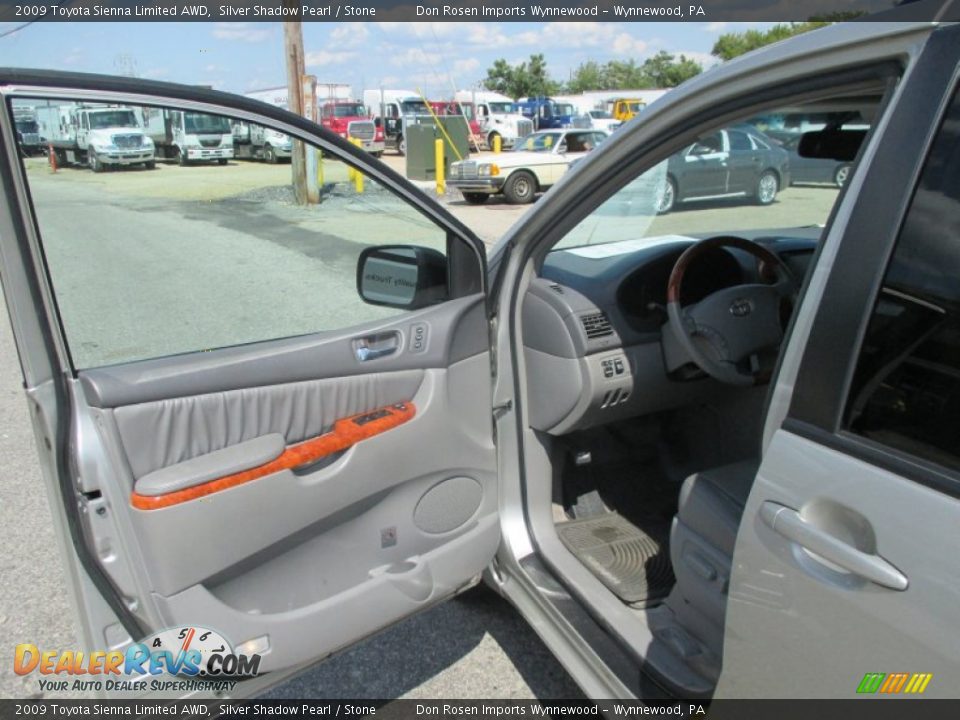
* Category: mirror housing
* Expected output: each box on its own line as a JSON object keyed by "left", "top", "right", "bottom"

{"left": 357, "top": 245, "right": 448, "bottom": 310}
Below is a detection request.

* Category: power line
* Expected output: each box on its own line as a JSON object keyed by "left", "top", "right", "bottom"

{"left": 0, "top": 1, "right": 72, "bottom": 40}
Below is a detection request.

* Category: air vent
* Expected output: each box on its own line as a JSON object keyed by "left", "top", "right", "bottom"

{"left": 580, "top": 312, "right": 612, "bottom": 339}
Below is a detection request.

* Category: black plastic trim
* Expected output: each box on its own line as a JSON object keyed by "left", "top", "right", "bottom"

{"left": 788, "top": 25, "right": 960, "bottom": 432}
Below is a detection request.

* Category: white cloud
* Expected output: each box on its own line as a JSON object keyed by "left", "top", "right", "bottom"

{"left": 212, "top": 23, "right": 272, "bottom": 43}
{"left": 329, "top": 23, "right": 369, "bottom": 48}
{"left": 674, "top": 50, "right": 721, "bottom": 69}
{"left": 453, "top": 58, "right": 480, "bottom": 74}
{"left": 705, "top": 22, "right": 728, "bottom": 32}
{"left": 142, "top": 67, "right": 170, "bottom": 79}
{"left": 305, "top": 50, "right": 358, "bottom": 67}
{"left": 390, "top": 47, "right": 433, "bottom": 67}
{"left": 612, "top": 33, "right": 648, "bottom": 56}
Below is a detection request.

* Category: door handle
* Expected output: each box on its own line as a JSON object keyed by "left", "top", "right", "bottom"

{"left": 760, "top": 501, "right": 908, "bottom": 591}
{"left": 353, "top": 331, "right": 399, "bottom": 362}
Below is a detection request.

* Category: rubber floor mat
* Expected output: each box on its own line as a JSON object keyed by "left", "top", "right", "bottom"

{"left": 557, "top": 513, "right": 674, "bottom": 607}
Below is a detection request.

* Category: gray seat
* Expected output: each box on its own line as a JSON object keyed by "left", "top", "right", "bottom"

{"left": 669, "top": 459, "right": 759, "bottom": 632}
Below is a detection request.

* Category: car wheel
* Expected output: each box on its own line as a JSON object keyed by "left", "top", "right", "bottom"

{"left": 755, "top": 170, "right": 779, "bottom": 205}
{"left": 89, "top": 152, "right": 104, "bottom": 173}
{"left": 218, "top": 158, "right": 228, "bottom": 165}
{"left": 834, "top": 164, "right": 850, "bottom": 188}
{"left": 503, "top": 171, "right": 537, "bottom": 204}
{"left": 373, "top": 151, "right": 383, "bottom": 158}
{"left": 462, "top": 192, "right": 489, "bottom": 205}
{"left": 178, "top": 149, "right": 189, "bottom": 167}
{"left": 144, "top": 161, "right": 156, "bottom": 170}
{"left": 397, "top": 136, "right": 406, "bottom": 156}
{"left": 656, "top": 176, "right": 676, "bottom": 214}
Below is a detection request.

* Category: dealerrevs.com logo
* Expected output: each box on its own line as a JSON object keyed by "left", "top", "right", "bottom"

{"left": 14, "top": 626, "right": 261, "bottom": 694}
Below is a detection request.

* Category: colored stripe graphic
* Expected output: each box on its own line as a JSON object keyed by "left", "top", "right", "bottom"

{"left": 857, "top": 672, "right": 932, "bottom": 694}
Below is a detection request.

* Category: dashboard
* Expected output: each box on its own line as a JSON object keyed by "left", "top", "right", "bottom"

{"left": 521, "top": 232, "right": 818, "bottom": 435}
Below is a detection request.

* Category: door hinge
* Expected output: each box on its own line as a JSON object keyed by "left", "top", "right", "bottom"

{"left": 493, "top": 399, "right": 513, "bottom": 419}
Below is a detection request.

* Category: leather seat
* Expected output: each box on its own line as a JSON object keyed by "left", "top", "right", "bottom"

{"left": 669, "top": 459, "right": 759, "bottom": 631}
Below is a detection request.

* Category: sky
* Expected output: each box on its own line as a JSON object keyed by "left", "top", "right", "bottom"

{"left": 0, "top": 21, "right": 774, "bottom": 98}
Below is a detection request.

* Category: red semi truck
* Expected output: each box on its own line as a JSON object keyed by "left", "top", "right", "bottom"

{"left": 319, "top": 100, "right": 385, "bottom": 157}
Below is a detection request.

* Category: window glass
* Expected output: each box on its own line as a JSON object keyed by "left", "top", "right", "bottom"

{"left": 843, "top": 87, "right": 960, "bottom": 473}
{"left": 552, "top": 104, "right": 870, "bottom": 251}
{"left": 728, "top": 130, "right": 752, "bottom": 151}
{"left": 20, "top": 98, "right": 448, "bottom": 369}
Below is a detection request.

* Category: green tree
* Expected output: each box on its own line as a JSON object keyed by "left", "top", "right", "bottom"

{"left": 566, "top": 60, "right": 606, "bottom": 93}
{"left": 711, "top": 22, "right": 829, "bottom": 61}
{"left": 639, "top": 51, "right": 702, "bottom": 88}
{"left": 483, "top": 54, "right": 560, "bottom": 99}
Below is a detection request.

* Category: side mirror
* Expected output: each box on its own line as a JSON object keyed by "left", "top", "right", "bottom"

{"left": 690, "top": 143, "right": 713, "bottom": 156}
{"left": 357, "top": 245, "right": 448, "bottom": 310}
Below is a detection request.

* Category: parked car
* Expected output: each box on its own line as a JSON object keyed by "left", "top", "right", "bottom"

{"left": 448, "top": 129, "right": 609, "bottom": 205}
{"left": 656, "top": 125, "right": 790, "bottom": 213}
{"left": 779, "top": 133, "right": 852, "bottom": 187}
{"left": 3, "top": 12, "right": 960, "bottom": 704}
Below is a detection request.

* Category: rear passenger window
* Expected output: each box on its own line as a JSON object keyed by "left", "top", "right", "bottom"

{"left": 843, "top": 87, "right": 960, "bottom": 472}
{"left": 728, "top": 130, "right": 752, "bottom": 151}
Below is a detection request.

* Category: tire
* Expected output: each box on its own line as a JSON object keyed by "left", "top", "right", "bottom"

{"left": 834, "top": 164, "right": 850, "bottom": 188}
{"left": 656, "top": 176, "right": 677, "bottom": 214}
{"left": 503, "top": 170, "right": 537, "bottom": 205}
{"left": 755, "top": 170, "right": 779, "bottom": 205}
{"left": 89, "top": 152, "right": 104, "bottom": 173}
{"left": 144, "top": 161, "right": 156, "bottom": 170}
{"left": 217, "top": 158, "right": 228, "bottom": 166}
{"left": 462, "top": 192, "right": 489, "bottom": 205}
{"left": 373, "top": 151, "right": 383, "bottom": 159}
{"left": 397, "top": 135, "right": 406, "bottom": 156}
{"left": 264, "top": 145, "right": 277, "bottom": 164}
{"left": 178, "top": 149, "right": 189, "bottom": 167}
{"left": 487, "top": 131, "right": 501, "bottom": 151}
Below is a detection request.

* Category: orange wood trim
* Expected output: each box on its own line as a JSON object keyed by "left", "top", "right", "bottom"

{"left": 131, "top": 402, "right": 416, "bottom": 510}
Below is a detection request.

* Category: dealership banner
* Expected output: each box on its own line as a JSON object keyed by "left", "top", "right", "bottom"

{"left": 3, "top": 700, "right": 960, "bottom": 720}
{"left": 1, "top": 0, "right": 959, "bottom": 23}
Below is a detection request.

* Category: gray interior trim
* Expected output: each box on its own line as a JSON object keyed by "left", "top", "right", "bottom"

{"left": 113, "top": 370, "right": 424, "bottom": 480}
{"left": 133, "top": 433, "right": 284, "bottom": 497}
{"left": 79, "top": 294, "right": 487, "bottom": 409}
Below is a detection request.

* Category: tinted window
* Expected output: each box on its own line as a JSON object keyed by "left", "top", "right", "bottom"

{"left": 844, "top": 87, "right": 960, "bottom": 472}
{"left": 728, "top": 130, "right": 752, "bottom": 151}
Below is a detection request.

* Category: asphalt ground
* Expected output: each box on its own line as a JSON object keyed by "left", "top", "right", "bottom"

{"left": 0, "top": 151, "right": 836, "bottom": 700}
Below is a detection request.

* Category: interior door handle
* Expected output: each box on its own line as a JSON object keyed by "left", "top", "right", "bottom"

{"left": 760, "top": 501, "right": 908, "bottom": 591}
{"left": 354, "top": 331, "right": 399, "bottom": 362}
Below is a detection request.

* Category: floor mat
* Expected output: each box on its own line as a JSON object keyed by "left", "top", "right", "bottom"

{"left": 557, "top": 513, "right": 674, "bottom": 607}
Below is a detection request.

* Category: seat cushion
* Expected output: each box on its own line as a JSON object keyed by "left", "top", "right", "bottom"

{"left": 676, "top": 459, "right": 759, "bottom": 557}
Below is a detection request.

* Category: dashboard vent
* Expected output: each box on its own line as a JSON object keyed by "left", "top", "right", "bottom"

{"left": 580, "top": 312, "right": 612, "bottom": 339}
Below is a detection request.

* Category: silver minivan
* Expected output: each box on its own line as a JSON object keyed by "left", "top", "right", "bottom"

{"left": 1, "top": 18, "right": 959, "bottom": 700}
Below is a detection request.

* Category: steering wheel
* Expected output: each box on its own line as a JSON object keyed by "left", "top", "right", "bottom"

{"left": 666, "top": 236, "right": 797, "bottom": 386}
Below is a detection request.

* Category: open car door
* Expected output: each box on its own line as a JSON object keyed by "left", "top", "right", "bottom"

{"left": 0, "top": 70, "right": 498, "bottom": 692}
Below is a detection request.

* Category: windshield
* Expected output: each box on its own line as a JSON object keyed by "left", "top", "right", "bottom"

{"left": 552, "top": 107, "right": 873, "bottom": 252}
{"left": 556, "top": 103, "right": 575, "bottom": 117}
{"left": 488, "top": 102, "right": 515, "bottom": 113}
{"left": 184, "top": 112, "right": 232, "bottom": 134}
{"left": 16, "top": 119, "right": 39, "bottom": 133}
{"left": 332, "top": 104, "right": 366, "bottom": 118}
{"left": 589, "top": 110, "right": 612, "bottom": 119}
{"left": 88, "top": 110, "right": 138, "bottom": 129}
{"left": 628, "top": 102, "right": 644, "bottom": 112}
{"left": 515, "top": 132, "right": 561, "bottom": 152}
{"left": 400, "top": 100, "right": 429, "bottom": 115}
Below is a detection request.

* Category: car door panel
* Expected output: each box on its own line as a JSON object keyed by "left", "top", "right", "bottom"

{"left": 0, "top": 74, "right": 498, "bottom": 681}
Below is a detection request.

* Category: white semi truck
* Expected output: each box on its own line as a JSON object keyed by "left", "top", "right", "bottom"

{"left": 35, "top": 103, "right": 155, "bottom": 171}
{"left": 362, "top": 89, "right": 433, "bottom": 156}
{"left": 455, "top": 90, "right": 534, "bottom": 149}
{"left": 232, "top": 121, "right": 293, "bottom": 163}
{"left": 141, "top": 107, "right": 234, "bottom": 165}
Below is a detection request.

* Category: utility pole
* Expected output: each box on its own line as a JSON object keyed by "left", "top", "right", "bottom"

{"left": 283, "top": 15, "right": 307, "bottom": 205}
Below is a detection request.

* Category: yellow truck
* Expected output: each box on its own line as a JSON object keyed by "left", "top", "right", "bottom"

{"left": 609, "top": 98, "right": 646, "bottom": 123}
